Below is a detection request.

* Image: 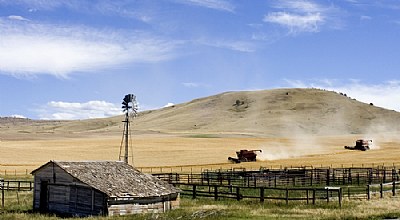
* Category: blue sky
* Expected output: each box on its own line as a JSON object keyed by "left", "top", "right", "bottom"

{"left": 1, "top": 0, "right": 400, "bottom": 119}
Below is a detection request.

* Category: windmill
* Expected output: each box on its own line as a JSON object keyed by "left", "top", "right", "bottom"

{"left": 119, "top": 94, "right": 138, "bottom": 164}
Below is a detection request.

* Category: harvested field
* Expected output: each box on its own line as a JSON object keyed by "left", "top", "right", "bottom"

{"left": 1, "top": 132, "right": 400, "bottom": 174}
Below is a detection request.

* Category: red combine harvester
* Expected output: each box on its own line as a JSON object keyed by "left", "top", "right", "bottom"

{"left": 228, "top": 149, "right": 262, "bottom": 163}
{"left": 344, "top": 139, "right": 372, "bottom": 151}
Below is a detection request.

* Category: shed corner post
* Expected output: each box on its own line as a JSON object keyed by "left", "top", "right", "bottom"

{"left": 1, "top": 179, "right": 4, "bottom": 209}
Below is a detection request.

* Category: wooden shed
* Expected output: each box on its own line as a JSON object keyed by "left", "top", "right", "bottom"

{"left": 31, "top": 161, "right": 180, "bottom": 216}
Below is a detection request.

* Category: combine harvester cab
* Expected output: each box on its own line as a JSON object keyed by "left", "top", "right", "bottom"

{"left": 228, "top": 149, "right": 262, "bottom": 163}
{"left": 344, "top": 139, "right": 372, "bottom": 151}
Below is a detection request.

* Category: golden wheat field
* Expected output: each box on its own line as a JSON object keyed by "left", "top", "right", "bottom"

{"left": 1, "top": 132, "right": 400, "bottom": 174}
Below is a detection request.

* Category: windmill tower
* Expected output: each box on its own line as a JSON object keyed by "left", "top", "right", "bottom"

{"left": 119, "top": 94, "right": 138, "bottom": 164}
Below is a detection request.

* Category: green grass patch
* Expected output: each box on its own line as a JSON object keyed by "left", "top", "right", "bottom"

{"left": 2, "top": 191, "right": 400, "bottom": 219}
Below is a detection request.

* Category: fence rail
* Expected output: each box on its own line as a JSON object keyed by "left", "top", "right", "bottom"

{"left": 174, "top": 183, "right": 343, "bottom": 206}
{"left": 367, "top": 181, "right": 400, "bottom": 199}
{"left": 0, "top": 180, "right": 33, "bottom": 191}
{"left": 153, "top": 166, "right": 400, "bottom": 188}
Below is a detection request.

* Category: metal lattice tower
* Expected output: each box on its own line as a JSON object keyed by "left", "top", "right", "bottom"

{"left": 119, "top": 94, "right": 138, "bottom": 164}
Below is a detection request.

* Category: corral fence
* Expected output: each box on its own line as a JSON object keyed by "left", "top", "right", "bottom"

{"left": 367, "top": 181, "right": 400, "bottom": 200}
{"left": 153, "top": 166, "right": 400, "bottom": 202}
{"left": 174, "top": 183, "right": 343, "bottom": 206}
{"left": 153, "top": 166, "right": 400, "bottom": 188}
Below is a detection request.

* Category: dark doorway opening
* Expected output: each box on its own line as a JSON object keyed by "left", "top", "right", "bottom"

{"left": 39, "top": 181, "right": 48, "bottom": 212}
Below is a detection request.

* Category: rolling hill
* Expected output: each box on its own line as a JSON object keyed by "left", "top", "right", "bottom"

{"left": 1, "top": 88, "right": 400, "bottom": 139}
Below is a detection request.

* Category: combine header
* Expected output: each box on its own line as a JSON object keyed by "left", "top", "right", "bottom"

{"left": 228, "top": 149, "right": 262, "bottom": 163}
{"left": 344, "top": 139, "right": 372, "bottom": 151}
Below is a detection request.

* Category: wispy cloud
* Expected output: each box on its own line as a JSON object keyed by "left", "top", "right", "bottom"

{"left": 38, "top": 100, "right": 122, "bottom": 120}
{"left": 182, "top": 82, "right": 210, "bottom": 88}
{"left": 197, "top": 39, "right": 255, "bottom": 52}
{"left": 264, "top": 12, "right": 324, "bottom": 33}
{"left": 7, "top": 15, "right": 30, "bottom": 21}
{"left": 176, "top": 0, "right": 235, "bottom": 12}
{"left": 284, "top": 79, "right": 400, "bottom": 112}
{"left": 0, "top": 19, "right": 179, "bottom": 78}
{"left": 264, "top": 0, "right": 340, "bottom": 34}
{"left": 360, "top": 15, "right": 372, "bottom": 21}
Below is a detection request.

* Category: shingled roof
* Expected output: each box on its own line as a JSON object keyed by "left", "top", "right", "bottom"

{"left": 32, "top": 161, "right": 179, "bottom": 198}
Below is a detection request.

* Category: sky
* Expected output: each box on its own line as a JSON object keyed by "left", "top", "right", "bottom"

{"left": 0, "top": 0, "right": 400, "bottom": 120}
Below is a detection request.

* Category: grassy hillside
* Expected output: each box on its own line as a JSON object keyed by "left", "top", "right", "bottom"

{"left": 2, "top": 88, "right": 400, "bottom": 139}
{"left": 134, "top": 88, "right": 400, "bottom": 136}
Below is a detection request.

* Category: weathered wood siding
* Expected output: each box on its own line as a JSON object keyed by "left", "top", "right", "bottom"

{"left": 108, "top": 194, "right": 180, "bottom": 216}
{"left": 32, "top": 162, "right": 107, "bottom": 216}
{"left": 68, "top": 185, "right": 106, "bottom": 216}
{"left": 32, "top": 161, "right": 180, "bottom": 216}
{"left": 33, "top": 163, "right": 75, "bottom": 210}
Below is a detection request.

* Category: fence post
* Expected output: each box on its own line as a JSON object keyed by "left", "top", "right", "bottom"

{"left": 1, "top": 179, "right": 4, "bottom": 209}
{"left": 310, "top": 169, "right": 313, "bottom": 186}
{"left": 236, "top": 187, "right": 241, "bottom": 201}
{"left": 285, "top": 188, "right": 289, "bottom": 205}
{"left": 393, "top": 181, "right": 396, "bottom": 197}
{"left": 312, "top": 189, "right": 316, "bottom": 205}
{"left": 380, "top": 183, "right": 383, "bottom": 198}
{"left": 326, "top": 169, "right": 330, "bottom": 186}
{"left": 306, "top": 189, "right": 309, "bottom": 204}
{"left": 338, "top": 188, "right": 342, "bottom": 208}
{"left": 367, "top": 185, "right": 370, "bottom": 200}
{"left": 326, "top": 188, "right": 330, "bottom": 203}
{"left": 192, "top": 185, "right": 197, "bottom": 199}
{"left": 260, "top": 187, "right": 264, "bottom": 202}
{"left": 214, "top": 186, "right": 218, "bottom": 200}
{"left": 383, "top": 169, "right": 386, "bottom": 183}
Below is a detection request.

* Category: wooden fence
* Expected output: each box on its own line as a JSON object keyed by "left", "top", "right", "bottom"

{"left": 0, "top": 180, "right": 33, "bottom": 191}
{"left": 153, "top": 167, "right": 400, "bottom": 188}
{"left": 367, "top": 181, "right": 400, "bottom": 200}
{"left": 174, "top": 183, "right": 343, "bottom": 206}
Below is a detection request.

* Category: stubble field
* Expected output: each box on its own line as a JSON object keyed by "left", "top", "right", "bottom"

{"left": 1, "top": 132, "right": 400, "bottom": 174}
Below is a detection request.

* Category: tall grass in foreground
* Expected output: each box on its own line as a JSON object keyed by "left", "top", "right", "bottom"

{"left": 1, "top": 192, "right": 400, "bottom": 219}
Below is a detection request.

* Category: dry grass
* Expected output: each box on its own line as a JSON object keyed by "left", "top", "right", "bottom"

{"left": 1, "top": 133, "right": 400, "bottom": 173}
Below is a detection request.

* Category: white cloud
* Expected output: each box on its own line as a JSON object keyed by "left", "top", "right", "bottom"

{"left": 38, "top": 100, "right": 122, "bottom": 120}
{"left": 0, "top": 20, "right": 179, "bottom": 78}
{"left": 183, "top": 82, "right": 201, "bottom": 88}
{"left": 360, "top": 15, "right": 372, "bottom": 21}
{"left": 264, "top": 12, "right": 324, "bottom": 33}
{"left": 178, "top": 0, "right": 235, "bottom": 12}
{"left": 10, "top": 114, "right": 27, "bottom": 119}
{"left": 198, "top": 39, "right": 255, "bottom": 52}
{"left": 284, "top": 79, "right": 400, "bottom": 112}
{"left": 163, "top": 103, "right": 175, "bottom": 108}
{"left": 264, "top": 0, "right": 341, "bottom": 34}
{"left": 182, "top": 82, "right": 210, "bottom": 88}
{"left": 273, "top": 0, "right": 324, "bottom": 13}
{"left": 7, "top": 15, "right": 29, "bottom": 21}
